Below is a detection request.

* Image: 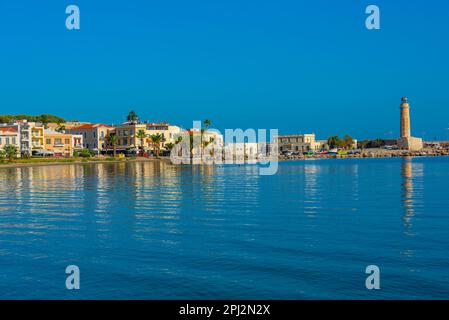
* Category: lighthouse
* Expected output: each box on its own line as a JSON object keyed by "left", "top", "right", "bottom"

{"left": 400, "top": 97, "right": 411, "bottom": 138}
{"left": 397, "top": 97, "right": 423, "bottom": 151}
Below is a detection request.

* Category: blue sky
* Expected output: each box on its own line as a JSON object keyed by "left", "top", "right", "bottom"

{"left": 1, "top": 0, "right": 448, "bottom": 140}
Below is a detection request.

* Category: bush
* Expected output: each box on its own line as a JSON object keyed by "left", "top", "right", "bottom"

{"left": 74, "top": 149, "right": 96, "bottom": 158}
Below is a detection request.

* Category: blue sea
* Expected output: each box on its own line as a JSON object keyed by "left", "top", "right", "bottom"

{"left": 0, "top": 157, "right": 448, "bottom": 299}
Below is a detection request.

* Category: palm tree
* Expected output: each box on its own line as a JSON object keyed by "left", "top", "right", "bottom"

{"left": 165, "top": 142, "right": 174, "bottom": 151}
{"left": 203, "top": 119, "right": 211, "bottom": 129}
{"left": 56, "top": 124, "right": 66, "bottom": 133}
{"left": 107, "top": 134, "right": 118, "bottom": 158}
{"left": 200, "top": 119, "right": 212, "bottom": 158}
{"left": 127, "top": 110, "right": 139, "bottom": 124}
{"left": 149, "top": 134, "right": 163, "bottom": 158}
{"left": 136, "top": 129, "right": 147, "bottom": 156}
{"left": 3, "top": 145, "right": 18, "bottom": 162}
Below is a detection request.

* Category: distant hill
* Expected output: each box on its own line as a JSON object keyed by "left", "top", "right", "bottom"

{"left": 0, "top": 114, "right": 66, "bottom": 124}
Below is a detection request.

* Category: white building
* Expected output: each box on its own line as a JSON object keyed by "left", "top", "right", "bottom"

{"left": 0, "top": 126, "right": 20, "bottom": 154}
{"left": 275, "top": 134, "right": 321, "bottom": 153}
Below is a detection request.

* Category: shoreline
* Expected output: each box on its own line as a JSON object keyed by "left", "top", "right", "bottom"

{"left": 0, "top": 157, "right": 172, "bottom": 169}
{"left": 1, "top": 150, "right": 448, "bottom": 169}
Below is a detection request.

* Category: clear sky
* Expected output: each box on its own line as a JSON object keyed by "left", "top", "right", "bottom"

{"left": 1, "top": 0, "right": 448, "bottom": 140}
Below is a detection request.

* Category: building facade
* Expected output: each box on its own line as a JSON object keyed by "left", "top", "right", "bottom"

{"left": 0, "top": 127, "right": 20, "bottom": 154}
{"left": 67, "top": 123, "right": 114, "bottom": 151}
{"left": 44, "top": 130, "right": 76, "bottom": 157}
{"left": 276, "top": 134, "right": 321, "bottom": 153}
{"left": 31, "top": 125, "right": 45, "bottom": 152}
{"left": 111, "top": 122, "right": 183, "bottom": 153}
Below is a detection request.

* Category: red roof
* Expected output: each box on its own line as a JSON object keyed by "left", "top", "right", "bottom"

{"left": 71, "top": 123, "right": 114, "bottom": 130}
{"left": 0, "top": 127, "right": 17, "bottom": 133}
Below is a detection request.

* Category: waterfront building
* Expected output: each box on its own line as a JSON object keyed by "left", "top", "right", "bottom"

{"left": 1, "top": 121, "right": 28, "bottom": 156}
{"left": 44, "top": 130, "right": 75, "bottom": 157}
{"left": 67, "top": 123, "right": 114, "bottom": 152}
{"left": 397, "top": 97, "right": 423, "bottom": 151}
{"left": 112, "top": 122, "right": 147, "bottom": 152}
{"left": 0, "top": 126, "right": 20, "bottom": 153}
{"left": 145, "top": 122, "right": 182, "bottom": 149}
{"left": 111, "top": 122, "right": 184, "bottom": 153}
{"left": 30, "top": 123, "right": 45, "bottom": 152}
{"left": 275, "top": 134, "right": 321, "bottom": 153}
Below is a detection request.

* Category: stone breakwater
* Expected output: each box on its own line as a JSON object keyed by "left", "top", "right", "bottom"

{"left": 279, "top": 149, "right": 449, "bottom": 161}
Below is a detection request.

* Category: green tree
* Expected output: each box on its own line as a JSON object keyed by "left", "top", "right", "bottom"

{"left": 165, "top": 143, "right": 174, "bottom": 151}
{"left": 127, "top": 110, "right": 139, "bottom": 124}
{"left": 327, "top": 135, "right": 342, "bottom": 149}
{"left": 107, "top": 133, "right": 119, "bottom": 158}
{"left": 3, "top": 145, "right": 18, "bottom": 162}
{"left": 0, "top": 150, "right": 5, "bottom": 162}
{"left": 39, "top": 114, "right": 50, "bottom": 128}
{"left": 149, "top": 134, "right": 163, "bottom": 158}
{"left": 373, "top": 138, "right": 384, "bottom": 148}
{"left": 359, "top": 140, "right": 369, "bottom": 150}
{"left": 136, "top": 129, "right": 147, "bottom": 156}
{"left": 342, "top": 134, "right": 354, "bottom": 149}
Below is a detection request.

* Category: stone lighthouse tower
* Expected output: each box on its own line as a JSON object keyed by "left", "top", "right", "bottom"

{"left": 397, "top": 97, "right": 423, "bottom": 151}
{"left": 400, "top": 97, "right": 411, "bottom": 138}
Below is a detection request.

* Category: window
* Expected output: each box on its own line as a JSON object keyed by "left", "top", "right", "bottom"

{"left": 93, "top": 131, "right": 97, "bottom": 138}
{"left": 65, "top": 139, "right": 70, "bottom": 144}
{"left": 46, "top": 139, "right": 51, "bottom": 144}
{"left": 12, "top": 137, "right": 16, "bottom": 144}
{"left": 0, "top": 138, "right": 2, "bottom": 144}
{"left": 55, "top": 139, "right": 62, "bottom": 145}
{"left": 6, "top": 138, "right": 10, "bottom": 145}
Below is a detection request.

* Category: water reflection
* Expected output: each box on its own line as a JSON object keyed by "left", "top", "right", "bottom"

{"left": 1, "top": 158, "right": 448, "bottom": 299}
{"left": 401, "top": 157, "right": 424, "bottom": 236}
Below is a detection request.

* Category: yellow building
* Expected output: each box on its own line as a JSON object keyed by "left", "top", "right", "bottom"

{"left": 31, "top": 125, "right": 45, "bottom": 151}
{"left": 44, "top": 130, "right": 74, "bottom": 157}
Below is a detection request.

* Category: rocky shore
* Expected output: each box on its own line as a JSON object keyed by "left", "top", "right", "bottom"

{"left": 278, "top": 148, "right": 449, "bottom": 161}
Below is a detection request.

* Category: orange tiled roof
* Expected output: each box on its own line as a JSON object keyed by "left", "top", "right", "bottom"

{"left": 0, "top": 127, "right": 17, "bottom": 133}
{"left": 71, "top": 123, "right": 114, "bottom": 130}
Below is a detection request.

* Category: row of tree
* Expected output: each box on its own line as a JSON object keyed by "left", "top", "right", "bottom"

{"left": 358, "top": 139, "right": 386, "bottom": 149}
{"left": 0, "top": 114, "right": 66, "bottom": 126}
{"left": 327, "top": 135, "right": 355, "bottom": 149}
